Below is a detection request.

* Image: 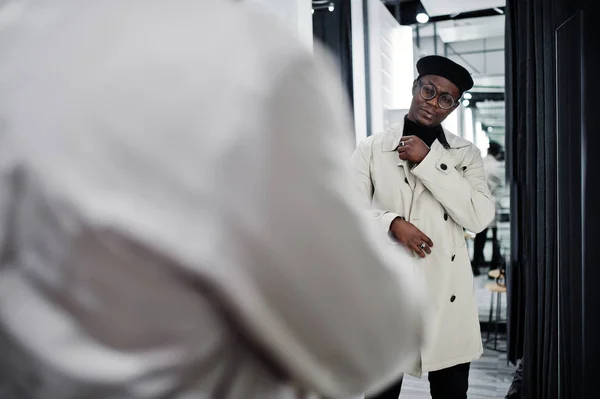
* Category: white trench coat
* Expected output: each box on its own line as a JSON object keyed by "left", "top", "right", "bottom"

{"left": 350, "top": 119, "right": 495, "bottom": 376}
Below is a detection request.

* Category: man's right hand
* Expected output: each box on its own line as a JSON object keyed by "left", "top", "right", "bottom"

{"left": 389, "top": 217, "right": 434, "bottom": 258}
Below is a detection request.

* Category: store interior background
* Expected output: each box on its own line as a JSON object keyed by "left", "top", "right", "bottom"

{"left": 313, "top": 1, "right": 515, "bottom": 394}
{"left": 246, "top": 0, "right": 598, "bottom": 398}
{"left": 292, "top": 0, "right": 517, "bottom": 396}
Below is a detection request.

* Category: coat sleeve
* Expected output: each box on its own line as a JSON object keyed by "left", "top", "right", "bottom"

{"left": 219, "top": 49, "right": 425, "bottom": 398}
{"left": 349, "top": 139, "right": 402, "bottom": 235}
{"left": 411, "top": 140, "right": 495, "bottom": 233}
{"left": 486, "top": 160, "right": 505, "bottom": 200}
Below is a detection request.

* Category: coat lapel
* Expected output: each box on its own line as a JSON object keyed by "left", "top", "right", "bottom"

{"left": 381, "top": 120, "right": 417, "bottom": 190}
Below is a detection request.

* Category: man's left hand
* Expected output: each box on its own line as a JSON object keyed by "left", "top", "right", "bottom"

{"left": 398, "top": 136, "right": 430, "bottom": 163}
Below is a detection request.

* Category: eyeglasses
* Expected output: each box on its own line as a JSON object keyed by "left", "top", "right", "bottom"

{"left": 417, "top": 79, "right": 459, "bottom": 110}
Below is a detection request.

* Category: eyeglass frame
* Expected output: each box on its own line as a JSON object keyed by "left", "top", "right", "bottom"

{"left": 416, "top": 78, "right": 461, "bottom": 110}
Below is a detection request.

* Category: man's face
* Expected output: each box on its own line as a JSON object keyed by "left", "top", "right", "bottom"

{"left": 407, "top": 75, "right": 461, "bottom": 127}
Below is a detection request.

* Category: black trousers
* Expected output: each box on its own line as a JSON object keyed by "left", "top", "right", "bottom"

{"left": 472, "top": 227, "right": 502, "bottom": 270}
{"left": 367, "top": 363, "right": 471, "bottom": 399}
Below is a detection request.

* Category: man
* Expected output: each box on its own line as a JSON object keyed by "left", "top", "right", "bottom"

{"left": 350, "top": 55, "right": 495, "bottom": 398}
{"left": 0, "top": 1, "right": 425, "bottom": 398}
{"left": 472, "top": 141, "right": 505, "bottom": 275}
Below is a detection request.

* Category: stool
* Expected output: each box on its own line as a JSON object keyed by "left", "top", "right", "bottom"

{"left": 485, "top": 282, "right": 507, "bottom": 352}
{"left": 488, "top": 269, "right": 501, "bottom": 279}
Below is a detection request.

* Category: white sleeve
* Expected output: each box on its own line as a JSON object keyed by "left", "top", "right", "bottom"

{"left": 349, "top": 138, "right": 402, "bottom": 235}
{"left": 219, "top": 48, "right": 426, "bottom": 398}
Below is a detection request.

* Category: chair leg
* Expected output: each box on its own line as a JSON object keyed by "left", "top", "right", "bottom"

{"left": 495, "top": 292, "right": 503, "bottom": 351}
{"left": 487, "top": 290, "right": 495, "bottom": 342}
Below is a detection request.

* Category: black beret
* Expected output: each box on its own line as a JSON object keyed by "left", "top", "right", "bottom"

{"left": 416, "top": 55, "right": 474, "bottom": 94}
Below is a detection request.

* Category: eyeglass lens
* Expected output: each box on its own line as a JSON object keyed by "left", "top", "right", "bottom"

{"left": 420, "top": 83, "right": 455, "bottom": 110}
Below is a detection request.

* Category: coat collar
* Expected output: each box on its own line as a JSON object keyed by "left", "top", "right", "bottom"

{"left": 381, "top": 118, "right": 472, "bottom": 152}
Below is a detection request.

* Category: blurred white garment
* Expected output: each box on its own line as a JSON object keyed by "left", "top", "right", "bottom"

{"left": 483, "top": 155, "right": 505, "bottom": 202}
{"left": 483, "top": 154, "right": 505, "bottom": 227}
{"left": 0, "top": 1, "right": 425, "bottom": 398}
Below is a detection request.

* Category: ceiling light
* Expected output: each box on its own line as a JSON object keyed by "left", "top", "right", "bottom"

{"left": 487, "top": 126, "right": 494, "bottom": 132}
{"left": 311, "top": 8, "right": 314, "bottom": 14}
{"left": 493, "top": 7, "right": 504, "bottom": 14}
{"left": 463, "top": 92, "right": 472, "bottom": 100}
{"left": 328, "top": 3, "right": 334, "bottom": 12}
{"left": 416, "top": 12, "right": 429, "bottom": 24}
{"left": 462, "top": 99, "right": 470, "bottom": 107}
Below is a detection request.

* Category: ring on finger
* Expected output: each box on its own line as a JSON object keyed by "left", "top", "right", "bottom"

{"left": 420, "top": 242, "right": 427, "bottom": 250}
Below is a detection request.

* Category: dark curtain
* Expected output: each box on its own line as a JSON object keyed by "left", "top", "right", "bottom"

{"left": 505, "top": 0, "right": 562, "bottom": 397}
{"left": 555, "top": 3, "right": 600, "bottom": 396}
{"left": 506, "top": 0, "right": 598, "bottom": 397}
{"left": 503, "top": 0, "right": 524, "bottom": 367}
{"left": 555, "top": 10, "right": 584, "bottom": 399}
{"left": 312, "top": 0, "right": 354, "bottom": 113}
{"left": 581, "top": 3, "right": 600, "bottom": 399}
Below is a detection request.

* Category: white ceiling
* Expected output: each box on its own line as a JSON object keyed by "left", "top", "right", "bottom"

{"left": 421, "top": 0, "right": 505, "bottom": 17}
{"left": 472, "top": 75, "right": 505, "bottom": 91}
{"left": 417, "top": 15, "right": 505, "bottom": 42}
{"left": 438, "top": 16, "right": 504, "bottom": 42}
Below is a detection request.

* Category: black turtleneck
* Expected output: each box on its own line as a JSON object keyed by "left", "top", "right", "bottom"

{"left": 403, "top": 116, "right": 447, "bottom": 148}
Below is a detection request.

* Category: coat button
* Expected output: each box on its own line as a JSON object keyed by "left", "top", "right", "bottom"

{"left": 444, "top": 213, "right": 448, "bottom": 221}
{"left": 440, "top": 163, "right": 448, "bottom": 170}
{"left": 405, "top": 177, "right": 409, "bottom": 184}
{"left": 450, "top": 295, "right": 456, "bottom": 303}
{"left": 462, "top": 166, "right": 467, "bottom": 171}
{"left": 451, "top": 255, "right": 456, "bottom": 261}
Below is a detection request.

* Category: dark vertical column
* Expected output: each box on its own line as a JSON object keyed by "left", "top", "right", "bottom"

{"left": 312, "top": 0, "right": 355, "bottom": 113}
{"left": 433, "top": 22, "right": 438, "bottom": 55}
{"left": 580, "top": 1, "right": 600, "bottom": 397}
{"left": 555, "top": 11, "right": 583, "bottom": 399}
{"left": 362, "top": 0, "right": 372, "bottom": 136}
{"left": 415, "top": 24, "right": 420, "bottom": 49}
